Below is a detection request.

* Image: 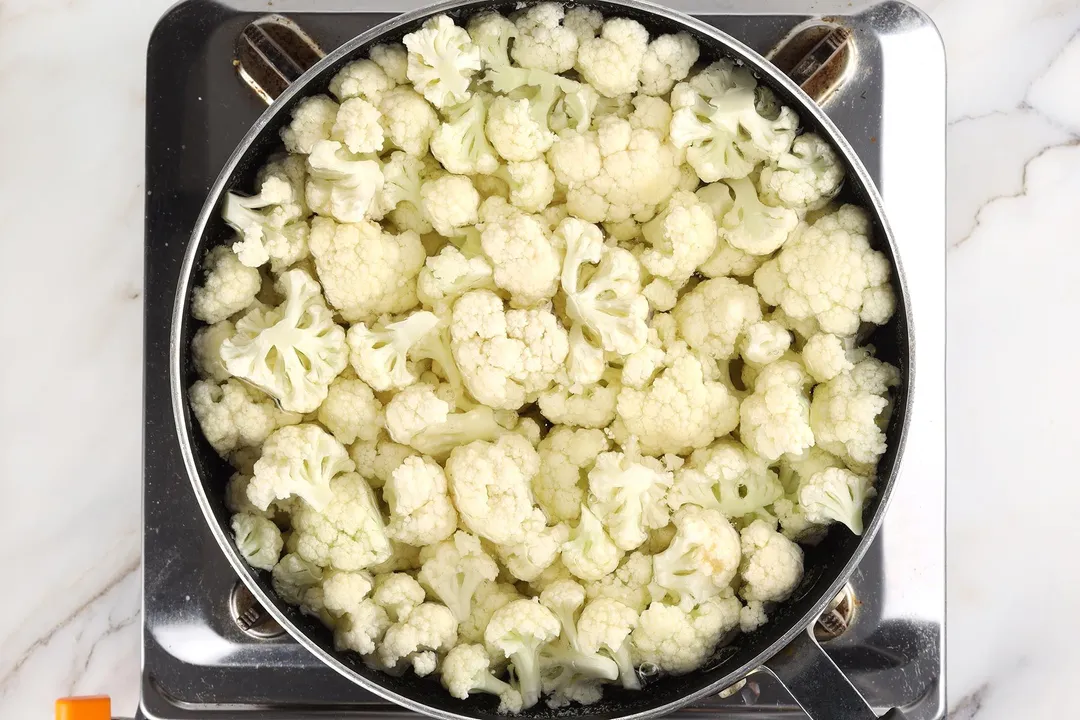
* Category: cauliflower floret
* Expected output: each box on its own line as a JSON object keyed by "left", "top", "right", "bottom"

{"left": 485, "top": 599, "right": 562, "bottom": 709}
{"left": 446, "top": 434, "right": 540, "bottom": 545}
{"left": 330, "top": 97, "right": 385, "bottom": 154}
{"left": 281, "top": 95, "right": 339, "bottom": 154}
{"left": 639, "top": 33, "right": 699, "bottom": 96}
{"left": 222, "top": 176, "right": 308, "bottom": 270}
{"left": 670, "top": 61, "right": 798, "bottom": 182}
{"left": 370, "top": 150, "right": 436, "bottom": 233}
{"left": 801, "top": 332, "right": 855, "bottom": 383}
{"left": 650, "top": 506, "right": 741, "bottom": 610}
{"left": 189, "top": 379, "right": 300, "bottom": 456}
{"left": 740, "top": 358, "right": 815, "bottom": 462}
{"left": 639, "top": 190, "right": 719, "bottom": 289}
{"left": 468, "top": 11, "right": 517, "bottom": 68}
{"left": 667, "top": 439, "right": 782, "bottom": 520}
{"left": 538, "top": 370, "right": 620, "bottom": 429}
{"left": 719, "top": 176, "right": 799, "bottom": 255}
{"left": 351, "top": 436, "right": 416, "bottom": 489}
{"left": 738, "top": 519, "right": 804, "bottom": 603}
{"left": 586, "top": 551, "right": 653, "bottom": 613}
{"left": 384, "top": 383, "right": 506, "bottom": 459}
{"left": 480, "top": 210, "right": 561, "bottom": 306}
{"left": 628, "top": 95, "right": 673, "bottom": 137}
{"left": 421, "top": 174, "right": 480, "bottom": 237}
{"left": 740, "top": 320, "right": 792, "bottom": 366}
{"left": 191, "top": 247, "right": 261, "bottom": 324}
{"left": 486, "top": 95, "right": 556, "bottom": 162}
{"left": 371, "top": 43, "right": 409, "bottom": 84}
{"left": 577, "top": 598, "right": 640, "bottom": 689}
{"left": 316, "top": 376, "right": 383, "bottom": 445}
{"left": 289, "top": 471, "right": 392, "bottom": 570}
{"left": 308, "top": 216, "right": 425, "bottom": 323}
{"left": 335, "top": 598, "right": 392, "bottom": 655}
{"left": 450, "top": 291, "right": 568, "bottom": 410}
{"left": 563, "top": 6, "right": 603, "bottom": 44}
{"left": 739, "top": 599, "right": 768, "bottom": 633}
{"left": 441, "top": 644, "right": 524, "bottom": 713}
{"left": 562, "top": 505, "right": 622, "bottom": 581}
{"left": 587, "top": 443, "right": 673, "bottom": 551}
{"left": 549, "top": 118, "right": 682, "bottom": 224}
{"left": 614, "top": 351, "right": 740, "bottom": 456}
{"left": 220, "top": 269, "right": 347, "bottom": 413}
{"left": 753, "top": 205, "right": 895, "bottom": 336}
{"left": 558, "top": 217, "right": 649, "bottom": 355}
{"left": 496, "top": 159, "right": 556, "bottom": 213}
{"left": 192, "top": 321, "right": 235, "bottom": 382}
{"left": 329, "top": 59, "right": 395, "bottom": 103}
{"left": 379, "top": 86, "right": 440, "bottom": 156}
{"left": 403, "top": 15, "right": 481, "bottom": 109}
{"left": 498, "top": 509, "right": 570, "bottom": 582}
{"left": 384, "top": 456, "right": 458, "bottom": 547}
{"left": 758, "top": 133, "right": 845, "bottom": 212}
{"left": 695, "top": 183, "right": 765, "bottom": 278}
{"left": 460, "top": 580, "right": 522, "bottom": 644}
{"left": 305, "top": 140, "right": 384, "bottom": 223}
{"left": 271, "top": 553, "right": 326, "bottom": 610}
{"left": 575, "top": 18, "right": 649, "bottom": 97}
{"left": 379, "top": 602, "right": 458, "bottom": 674}
{"left": 799, "top": 467, "right": 877, "bottom": 535}
{"left": 631, "top": 594, "right": 741, "bottom": 674}
{"left": 231, "top": 512, "right": 284, "bottom": 570}
{"left": 673, "top": 277, "right": 762, "bottom": 360}
{"left": 417, "top": 245, "right": 494, "bottom": 313}
{"left": 534, "top": 426, "right": 609, "bottom": 523}
{"left": 809, "top": 357, "right": 901, "bottom": 468}
{"left": 430, "top": 93, "right": 501, "bottom": 175}
{"left": 417, "top": 530, "right": 499, "bottom": 621}
{"left": 346, "top": 311, "right": 440, "bottom": 391}
{"left": 371, "top": 572, "right": 426, "bottom": 622}
{"left": 512, "top": 3, "right": 579, "bottom": 73}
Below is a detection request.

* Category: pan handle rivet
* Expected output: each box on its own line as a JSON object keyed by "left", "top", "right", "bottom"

{"left": 229, "top": 581, "right": 285, "bottom": 639}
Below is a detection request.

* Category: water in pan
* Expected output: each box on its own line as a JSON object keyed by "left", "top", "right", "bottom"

{"left": 142, "top": 0, "right": 944, "bottom": 717}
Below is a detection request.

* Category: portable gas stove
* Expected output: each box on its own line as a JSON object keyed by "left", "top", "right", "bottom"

{"left": 140, "top": 1, "right": 945, "bottom": 717}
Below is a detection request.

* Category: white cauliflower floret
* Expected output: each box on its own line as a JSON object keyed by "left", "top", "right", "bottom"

{"left": 351, "top": 436, "right": 416, "bottom": 489}
{"left": 308, "top": 216, "right": 425, "bottom": 323}
{"left": 801, "top": 332, "right": 855, "bottom": 383}
{"left": 333, "top": 597, "right": 392, "bottom": 655}
{"left": 575, "top": 18, "right": 649, "bottom": 97}
{"left": 498, "top": 509, "right": 570, "bottom": 582}
{"left": 562, "top": 505, "right": 622, "bottom": 581}
{"left": 614, "top": 351, "right": 740, "bottom": 456}
{"left": 231, "top": 512, "right": 283, "bottom": 570}
{"left": 305, "top": 140, "right": 384, "bottom": 223}
{"left": 577, "top": 598, "right": 640, "bottom": 689}
{"left": 468, "top": 11, "right": 517, "bottom": 68}
{"left": 371, "top": 573, "right": 426, "bottom": 622}
{"left": 486, "top": 95, "right": 556, "bottom": 162}
{"left": 441, "top": 644, "right": 523, "bottom": 713}
{"left": 738, "top": 519, "right": 804, "bottom": 603}
{"left": 403, "top": 15, "right": 481, "bottom": 109}
{"left": 739, "top": 599, "right": 768, "bottom": 633}
{"left": 383, "top": 383, "right": 506, "bottom": 458}
{"left": 563, "top": 6, "right": 603, "bottom": 44}
{"left": 220, "top": 269, "right": 347, "bottom": 413}
{"left": 587, "top": 443, "right": 673, "bottom": 551}
{"left": 446, "top": 434, "right": 540, "bottom": 545}
{"left": 379, "top": 602, "right": 458, "bottom": 674}
{"left": 289, "top": 471, "right": 392, "bottom": 570}
{"left": 638, "top": 33, "right": 699, "bottom": 96}
{"left": 417, "top": 245, "right": 494, "bottom": 312}
{"left": 695, "top": 183, "right": 765, "bottom": 278}
{"left": 316, "top": 376, "right": 383, "bottom": 445}
{"left": 548, "top": 117, "right": 681, "bottom": 224}
{"left": 189, "top": 379, "right": 300, "bottom": 456}
{"left": 330, "top": 97, "right": 385, "bottom": 154}
{"left": 347, "top": 311, "right": 440, "bottom": 391}
{"left": 191, "top": 247, "right": 261, "bottom": 324}
{"left": 480, "top": 210, "right": 561, "bottom": 306}
{"left": 192, "top": 321, "right": 235, "bottom": 382}
{"left": 512, "top": 3, "right": 579, "bottom": 73}
{"left": 810, "top": 357, "right": 900, "bottom": 468}
{"left": 371, "top": 150, "right": 436, "bottom": 233}
{"left": 322, "top": 571, "right": 374, "bottom": 616}
{"left": 460, "top": 580, "right": 522, "bottom": 645}
{"left": 673, "top": 277, "right": 762, "bottom": 360}
{"left": 430, "top": 93, "right": 501, "bottom": 175}
{"left": 721, "top": 176, "right": 799, "bottom": 255}
{"left": 538, "top": 371, "right": 620, "bottom": 429}
{"left": 534, "top": 426, "right": 609, "bottom": 523}
{"left": 799, "top": 467, "right": 876, "bottom": 535}
{"left": 753, "top": 205, "right": 895, "bottom": 336}
{"left": 586, "top": 552, "right": 653, "bottom": 613}
{"left": 384, "top": 456, "right": 458, "bottom": 547}
{"left": 670, "top": 60, "right": 797, "bottom": 182}
{"left": 496, "top": 159, "right": 556, "bottom": 213}
{"left": 639, "top": 190, "right": 719, "bottom": 289}
{"left": 667, "top": 439, "right": 782, "bottom": 520}
{"left": 558, "top": 217, "right": 649, "bottom": 355}
{"left": 650, "top": 506, "right": 741, "bottom": 610}
{"left": 329, "top": 59, "right": 395, "bottom": 103}
{"left": 740, "top": 358, "right": 815, "bottom": 462}
{"left": 379, "top": 87, "right": 440, "bottom": 156}
{"left": 631, "top": 593, "right": 741, "bottom": 674}
{"left": 222, "top": 175, "right": 308, "bottom": 270}
{"left": 628, "top": 95, "right": 673, "bottom": 137}
{"left": 418, "top": 530, "right": 499, "bottom": 621}
{"left": 740, "top": 320, "right": 792, "bottom": 366}
{"left": 758, "top": 133, "right": 845, "bottom": 212}
{"left": 485, "top": 599, "right": 562, "bottom": 709}
{"left": 421, "top": 174, "right": 480, "bottom": 237}
{"left": 450, "top": 291, "right": 568, "bottom": 410}
{"left": 281, "top": 95, "right": 339, "bottom": 154}
{"left": 271, "top": 553, "right": 326, "bottom": 611}
{"left": 371, "top": 43, "right": 409, "bottom": 85}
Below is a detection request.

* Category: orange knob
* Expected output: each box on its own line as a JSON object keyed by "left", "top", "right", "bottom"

{"left": 55, "top": 695, "right": 111, "bottom": 720}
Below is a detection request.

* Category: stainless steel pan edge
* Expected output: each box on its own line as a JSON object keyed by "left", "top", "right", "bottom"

{"left": 167, "top": 1, "right": 915, "bottom": 718}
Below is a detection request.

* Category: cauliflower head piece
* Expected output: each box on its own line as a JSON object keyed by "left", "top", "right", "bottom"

{"left": 403, "top": 15, "right": 481, "bottom": 109}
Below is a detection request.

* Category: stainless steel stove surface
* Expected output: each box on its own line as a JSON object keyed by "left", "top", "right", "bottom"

{"left": 141, "top": 1, "right": 945, "bottom": 718}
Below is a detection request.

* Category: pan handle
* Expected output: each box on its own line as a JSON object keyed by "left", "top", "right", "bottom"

{"left": 761, "top": 627, "right": 904, "bottom": 719}
{"left": 234, "top": 14, "right": 326, "bottom": 104}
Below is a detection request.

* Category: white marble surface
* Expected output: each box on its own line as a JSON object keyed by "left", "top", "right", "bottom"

{"left": 0, "top": 0, "right": 1076, "bottom": 717}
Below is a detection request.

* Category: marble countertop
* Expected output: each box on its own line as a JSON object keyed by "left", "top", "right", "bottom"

{"left": 2, "top": 0, "right": 1076, "bottom": 717}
